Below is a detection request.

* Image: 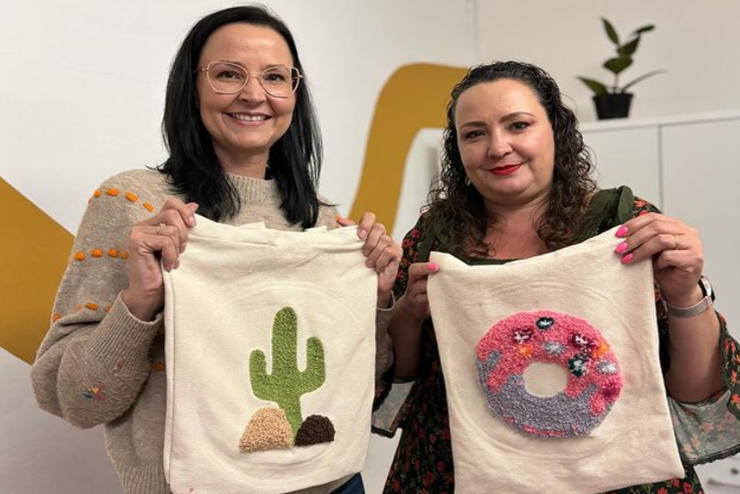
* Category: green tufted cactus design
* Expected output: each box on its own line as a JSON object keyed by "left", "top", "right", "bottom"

{"left": 249, "top": 307, "right": 326, "bottom": 435}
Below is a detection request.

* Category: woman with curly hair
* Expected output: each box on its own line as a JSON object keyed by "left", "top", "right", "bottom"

{"left": 376, "top": 61, "right": 739, "bottom": 493}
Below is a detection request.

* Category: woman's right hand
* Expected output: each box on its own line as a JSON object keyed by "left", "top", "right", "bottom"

{"left": 121, "top": 199, "right": 198, "bottom": 321}
{"left": 388, "top": 261, "right": 439, "bottom": 379}
{"left": 398, "top": 262, "right": 440, "bottom": 322}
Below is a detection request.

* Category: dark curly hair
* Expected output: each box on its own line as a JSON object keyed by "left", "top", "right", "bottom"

{"left": 425, "top": 61, "right": 597, "bottom": 258}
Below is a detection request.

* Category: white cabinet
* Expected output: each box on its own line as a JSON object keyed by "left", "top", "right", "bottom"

{"left": 662, "top": 119, "right": 740, "bottom": 330}
{"left": 581, "top": 113, "right": 740, "bottom": 333}
{"left": 583, "top": 112, "right": 740, "bottom": 491}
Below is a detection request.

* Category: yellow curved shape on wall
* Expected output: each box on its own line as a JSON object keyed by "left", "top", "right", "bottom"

{"left": 0, "top": 62, "right": 466, "bottom": 364}
{"left": 0, "top": 177, "right": 73, "bottom": 364}
{"left": 350, "top": 63, "right": 467, "bottom": 233}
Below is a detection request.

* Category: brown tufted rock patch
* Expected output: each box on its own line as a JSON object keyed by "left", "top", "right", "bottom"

{"left": 239, "top": 407, "right": 293, "bottom": 453}
{"left": 294, "top": 415, "right": 335, "bottom": 447}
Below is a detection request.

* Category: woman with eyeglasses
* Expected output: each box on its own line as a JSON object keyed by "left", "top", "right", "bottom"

{"left": 30, "top": 6, "right": 398, "bottom": 494}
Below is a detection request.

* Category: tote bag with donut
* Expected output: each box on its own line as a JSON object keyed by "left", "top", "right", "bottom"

{"left": 162, "top": 218, "right": 377, "bottom": 494}
{"left": 427, "top": 227, "right": 684, "bottom": 494}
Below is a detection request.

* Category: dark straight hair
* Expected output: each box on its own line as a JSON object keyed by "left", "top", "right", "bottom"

{"left": 158, "top": 5, "right": 323, "bottom": 227}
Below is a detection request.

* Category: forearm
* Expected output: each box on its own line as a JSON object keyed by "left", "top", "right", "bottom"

{"left": 387, "top": 296, "right": 425, "bottom": 379}
{"left": 665, "top": 287, "right": 725, "bottom": 402}
{"left": 374, "top": 295, "right": 395, "bottom": 383}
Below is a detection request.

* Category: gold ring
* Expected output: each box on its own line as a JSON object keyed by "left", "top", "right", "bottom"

{"left": 673, "top": 235, "right": 680, "bottom": 250}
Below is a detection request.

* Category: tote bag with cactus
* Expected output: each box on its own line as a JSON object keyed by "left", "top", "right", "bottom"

{"left": 162, "top": 218, "right": 377, "bottom": 494}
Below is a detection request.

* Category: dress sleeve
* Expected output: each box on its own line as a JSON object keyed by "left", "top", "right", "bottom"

{"left": 371, "top": 215, "right": 426, "bottom": 437}
{"left": 633, "top": 197, "right": 740, "bottom": 465}
{"left": 30, "top": 176, "right": 162, "bottom": 429}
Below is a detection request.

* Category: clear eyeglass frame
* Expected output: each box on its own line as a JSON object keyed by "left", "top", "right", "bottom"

{"left": 197, "top": 61, "right": 302, "bottom": 98}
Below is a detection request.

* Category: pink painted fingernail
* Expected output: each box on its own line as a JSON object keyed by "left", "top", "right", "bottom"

{"left": 427, "top": 263, "right": 439, "bottom": 270}
{"left": 621, "top": 253, "right": 634, "bottom": 264}
{"left": 615, "top": 226, "right": 629, "bottom": 237}
{"left": 639, "top": 210, "right": 649, "bottom": 216}
{"left": 615, "top": 242, "right": 629, "bottom": 254}
{"left": 358, "top": 229, "right": 367, "bottom": 239}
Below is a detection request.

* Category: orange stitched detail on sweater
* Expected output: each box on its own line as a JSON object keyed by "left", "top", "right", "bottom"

{"left": 52, "top": 313, "right": 62, "bottom": 322}
{"left": 86, "top": 302, "right": 99, "bottom": 311}
{"left": 88, "top": 187, "right": 155, "bottom": 213}
{"left": 73, "top": 249, "right": 129, "bottom": 262}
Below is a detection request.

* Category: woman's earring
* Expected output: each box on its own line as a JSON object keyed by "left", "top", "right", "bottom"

{"left": 464, "top": 175, "right": 471, "bottom": 186}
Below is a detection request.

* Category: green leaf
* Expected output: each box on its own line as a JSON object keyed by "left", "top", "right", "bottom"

{"left": 621, "top": 69, "right": 666, "bottom": 92}
{"left": 602, "top": 18, "right": 620, "bottom": 45}
{"left": 604, "top": 55, "right": 633, "bottom": 75}
{"left": 577, "top": 77, "right": 609, "bottom": 95}
{"left": 618, "top": 36, "right": 640, "bottom": 57}
{"left": 631, "top": 25, "right": 655, "bottom": 36}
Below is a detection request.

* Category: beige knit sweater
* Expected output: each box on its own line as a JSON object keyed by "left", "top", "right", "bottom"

{"left": 31, "top": 169, "right": 393, "bottom": 494}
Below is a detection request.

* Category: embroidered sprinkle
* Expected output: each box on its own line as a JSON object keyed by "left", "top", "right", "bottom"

{"left": 512, "top": 328, "right": 534, "bottom": 344}
{"left": 568, "top": 354, "right": 590, "bottom": 377}
{"left": 543, "top": 341, "right": 565, "bottom": 355}
{"left": 597, "top": 361, "right": 618, "bottom": 374}
{"left": 572, "top": 333, "right": 596, "bottom": 352}
{"left": 536, "top": 317, "right": 555, "bottom": 330}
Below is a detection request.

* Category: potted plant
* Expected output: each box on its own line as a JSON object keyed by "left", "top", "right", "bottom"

{"left": 578, "top": 18, "right": 664, "bottom": 120}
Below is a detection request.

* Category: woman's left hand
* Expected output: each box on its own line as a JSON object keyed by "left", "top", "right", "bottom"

{"left": 337, "top": 213, "right": 402, "bottom": 307}
{"left": 615, "top": 212, "right": 704, "bottom": 306}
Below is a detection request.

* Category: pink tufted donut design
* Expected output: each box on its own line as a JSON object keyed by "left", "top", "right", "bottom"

{"left": 475, "top": 310, "right": 623, "bottom": 438}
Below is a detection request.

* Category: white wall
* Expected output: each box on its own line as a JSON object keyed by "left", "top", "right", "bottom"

{"left": 472, "top": 0, "right": 740, "bottom": 123}
{"left": 0, "top": 0, "right": 475, "bottom": 234}
{"left": 0, "top": 1, "right": 472, "bottom": 493}
{"left": 2, "top": 1, "right": 740, "bottom": 493}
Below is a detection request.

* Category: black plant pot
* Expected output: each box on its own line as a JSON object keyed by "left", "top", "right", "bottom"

{"left": 593, "top": 93, "right": 634, "bottom": 120}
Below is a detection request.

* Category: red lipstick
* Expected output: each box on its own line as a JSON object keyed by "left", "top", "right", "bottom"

{"left": 490, "top": 164, "right": 521, "bottom": 176}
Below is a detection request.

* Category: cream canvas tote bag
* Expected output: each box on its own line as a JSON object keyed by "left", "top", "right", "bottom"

{"left": 427, "top": 227, "right": 684, "bottom": 494}
{"left": 162, "top": 217, "right": 377, "bottom": 494}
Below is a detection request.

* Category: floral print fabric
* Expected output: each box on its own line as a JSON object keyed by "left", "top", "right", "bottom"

{"left": 374, "top": 191, "right": 740, "bottom": 494}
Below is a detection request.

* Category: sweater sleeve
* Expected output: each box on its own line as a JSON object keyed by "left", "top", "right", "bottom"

{"left": 31, "top": 175, "right": 162, "bottom": 429}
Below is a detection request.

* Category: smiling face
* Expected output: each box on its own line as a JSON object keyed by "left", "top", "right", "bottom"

{"left": 455, "top": 79, "right": 555, "bottom": 209}
{"left": 196, "top": 23, "right": 296, "bottom": 173}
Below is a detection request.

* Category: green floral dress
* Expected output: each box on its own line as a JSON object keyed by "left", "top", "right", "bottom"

{"left": 374, "top": 187, "right": 740, "bottom": 494}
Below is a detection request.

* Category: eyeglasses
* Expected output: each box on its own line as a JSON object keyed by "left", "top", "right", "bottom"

{"left": 197, "top": 61, "right": 302, "bottom": 98}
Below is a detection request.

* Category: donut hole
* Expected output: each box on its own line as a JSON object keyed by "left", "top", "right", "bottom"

{"left": 523, "top": 362, "right": 569, "bottom": 397}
